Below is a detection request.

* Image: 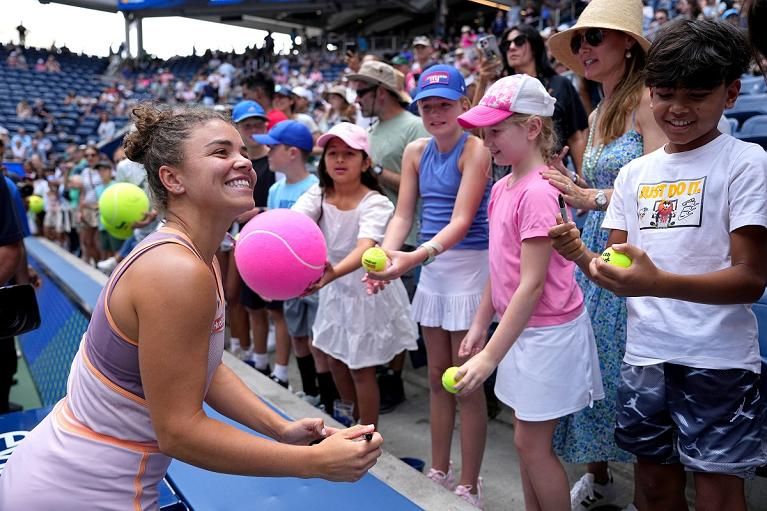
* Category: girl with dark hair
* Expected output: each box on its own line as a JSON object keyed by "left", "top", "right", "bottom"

{"left": 476, "top": 24, "right": 590, "bottom": 176}
{"left": 293, "top": 122, "right": 417, "bottom": 429}
{"left": 0, "top": 104, "right": 383, "bottom": 510}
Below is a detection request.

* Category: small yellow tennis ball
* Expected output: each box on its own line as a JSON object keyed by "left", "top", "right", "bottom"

{"left": 28, "top": 195, "right": 44, "bottom": 214}
{"left": 361, "top": 247, "right": 387, "bottom": 272}
{"left": 441, "top": 366, "right": 461, "bottom": 394}
{"left": 601, "top": 247, "right": 633, "bottom": 268}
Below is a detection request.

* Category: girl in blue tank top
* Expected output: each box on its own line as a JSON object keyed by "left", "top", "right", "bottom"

{"left": 365, "top": 65, "right": 492, "bottom": 508}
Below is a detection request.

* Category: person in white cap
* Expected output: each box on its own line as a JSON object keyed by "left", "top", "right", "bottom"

{"left": 291, "top": 86, "right": 322, "bottom": 143}
{"left": 412, "top": 36, "right": 436, "bottom": 77}
{"left": 454, "top": 73, "right": 604, "bottom": 511}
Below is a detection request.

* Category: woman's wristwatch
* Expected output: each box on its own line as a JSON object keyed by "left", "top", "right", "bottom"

{"left": 594, "top": 190, "right": 608, "bottom": 211}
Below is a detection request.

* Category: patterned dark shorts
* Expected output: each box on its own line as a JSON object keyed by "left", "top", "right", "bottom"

{"left": 615, "top": 362, "right": 766, "bottom": 478}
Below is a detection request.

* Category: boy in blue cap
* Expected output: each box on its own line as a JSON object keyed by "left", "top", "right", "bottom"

{"left": 253, "top": 120, "right": 330, "bottom": 405}
{"left": 229, "top": 100, "right": 280, "bottom": 371}
{"left": 549, "top": 19, "right": 767, "bottom": 510}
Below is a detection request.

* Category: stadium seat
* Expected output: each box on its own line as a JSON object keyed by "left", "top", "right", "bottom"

{"left": 740, "top": 76, "right": 767, "bottom": 95}
{"left": 725, "top": 94, "right": 767, "bottom": 128}
{"left": 727, "top": 117, "right": 739, "bottom": 136}
{"left": 737, "top": 114, "right": 767, "bottom": 149}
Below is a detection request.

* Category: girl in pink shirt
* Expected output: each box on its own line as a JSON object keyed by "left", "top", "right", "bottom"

{"left": 454, "top": 74, "right": 604, "bottom": 511}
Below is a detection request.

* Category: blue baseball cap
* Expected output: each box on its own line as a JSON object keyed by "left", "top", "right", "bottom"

{"left": 412, "top": 64, "right": 466, "bottom": 103}
{"left": 253, "top": 120, "right": 314, "bottom": 152}
{"left": 232, "top": 100, "right": 267, "bottom": 123}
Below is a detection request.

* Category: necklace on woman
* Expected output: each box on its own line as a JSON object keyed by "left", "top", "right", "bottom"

{"left": 583, "top": 105, "right": 605, "bottom": 185}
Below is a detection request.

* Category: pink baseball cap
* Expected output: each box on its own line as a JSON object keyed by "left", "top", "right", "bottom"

{"left": 317, "top": 122, "right": 370, "bottom": 153}
{"left": 457, "top": 74, "right": 557, "bottom": 129}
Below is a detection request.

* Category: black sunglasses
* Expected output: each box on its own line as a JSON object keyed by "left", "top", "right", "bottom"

{"left": 503, "top": 34, "right": 528, "bottom": 50}
{"left": 570, "top": 28, "right": 606, "bottom": 55}
{"left": 356, "top": 85, "right": 378, "bottom": 98}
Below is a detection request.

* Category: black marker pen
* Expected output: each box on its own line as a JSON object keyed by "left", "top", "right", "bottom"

{"left": 558, "top": 194, "right": 569, "bottom": 223}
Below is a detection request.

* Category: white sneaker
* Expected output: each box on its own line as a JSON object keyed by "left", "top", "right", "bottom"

{"left": 295, "top": 391, "right": 321, "bottom": 407}
{"left": 96, "top": 257, "right": 117, "bottom": 274}
{"left": 455, "top": 478, "right": 484, "bottom": 509}
{"left": 570, "top": 471, "right": 619, "bottom": 510}
{"left": 266, "top": 323, "right": 276, "bottom": 353}
{"left": 426, "top": 462, "right": 456, "bottom": 491}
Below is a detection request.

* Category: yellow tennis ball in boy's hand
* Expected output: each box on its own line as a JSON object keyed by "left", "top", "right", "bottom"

{"left": 601, "top": 247, "right": 633, "bottom": 268}
{"left": 361, "top": 247, "right": 387, "bottom": 272}
{"left": 442, "top": 366, "right": 461, "bottom": 394}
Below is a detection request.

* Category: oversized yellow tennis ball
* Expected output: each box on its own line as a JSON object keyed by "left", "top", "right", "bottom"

{"left": 441, "top": 366, "right": 461, "bottom": 394}
{"left": 98, "top": 183, "right": 150, "bottom": 231}
{"left": 28, "top": 195, "right": 44, "bottom": 214}
{"left": 601, "top": 247, "right": 632, "bottom": 268}
{"left": 101, "top": 216, "right": 133, "bottom": 240}
{"left": 361, "top": 247, "right": 387, "bottom": 272}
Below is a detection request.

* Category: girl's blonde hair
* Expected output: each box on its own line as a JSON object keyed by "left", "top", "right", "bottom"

{"left": 507, "top": 114, "right": 558, "bottom": 162}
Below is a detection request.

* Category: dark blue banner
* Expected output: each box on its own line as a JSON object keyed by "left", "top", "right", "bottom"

{"left": 118, "top": 0, "right": 302, "bottom": 10}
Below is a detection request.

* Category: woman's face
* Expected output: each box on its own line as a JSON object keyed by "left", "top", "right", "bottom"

{"left": 505, "top": 30, "right": 535, "bottom": 71}
{"left": 172, "top": 119, "right": 255, "bottom": 216}
{"left": 574, "top": 28, "right": 635, "bottom": 84}
{"left": 328, "top": 94, "right": 346, "bottom": 111}
{"left": 676, "top": 0, "right": 690, "bottom": 14}
{"left": 323, "top": 137, "right": 368, "bottom": 186}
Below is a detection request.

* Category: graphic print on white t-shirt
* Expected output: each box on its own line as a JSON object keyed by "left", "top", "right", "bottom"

{"left": 636, "top": 177, "right": 706, "bottom": 229}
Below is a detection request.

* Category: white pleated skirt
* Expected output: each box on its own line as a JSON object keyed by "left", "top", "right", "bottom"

{"left": 411, "top": 249, "right": 488, "bottom": 332}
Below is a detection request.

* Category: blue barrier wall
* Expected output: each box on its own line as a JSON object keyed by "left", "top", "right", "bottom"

{"left": 20, "top": 239, "right": 103, "bottom": 406}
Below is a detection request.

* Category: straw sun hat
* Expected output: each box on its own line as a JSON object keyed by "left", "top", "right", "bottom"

{"left": 548, "top": 0, "right": 650, "bottom": 76}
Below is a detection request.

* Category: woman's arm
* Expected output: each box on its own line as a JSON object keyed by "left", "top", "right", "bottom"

{"left": 455, "top": 237, "right": 552, "bottom": 393}
{"left": 566, "top": 128, "right": 587, "bottom": 175}
{"left": 204, "top": 363, "right": 291, "bottom": 439}
{"left": 637, "top": 89, "right": 667, "bottom": 154}
{"left": 132, "top": 246, "right": 381, "bottom": 480}
{"left": 380, "top": 139, "right": 426, "bottom": 251}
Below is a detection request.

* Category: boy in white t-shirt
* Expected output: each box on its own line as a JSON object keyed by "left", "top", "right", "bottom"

{"left": 549, "top": 19, "right": 767, "bottom": 510}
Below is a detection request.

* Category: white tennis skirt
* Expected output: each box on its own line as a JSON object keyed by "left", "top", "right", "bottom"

{"left": 494, "top": 309, "right": 605, "bottom": 422}
{"left": 411, "top": 249, "right": 488, "bottom": 332}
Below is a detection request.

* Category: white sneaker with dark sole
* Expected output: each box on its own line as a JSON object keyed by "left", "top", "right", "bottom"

{"left": 570, "top": 471, "right": 619, "bottom": 510}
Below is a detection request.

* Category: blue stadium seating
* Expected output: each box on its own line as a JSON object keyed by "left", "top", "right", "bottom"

{"left": 0, "top": 46, "right": 112, "bottom": 156}
{"left": 737, "top": 114, "right": 767, "bottom": 149}
{"left": 725, "top": 93, "right": 767, "bottom": 128}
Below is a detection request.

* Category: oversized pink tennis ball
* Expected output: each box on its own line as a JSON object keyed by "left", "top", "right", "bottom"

{"left": 235, "top": 209, "right": 327, "bottom": 300}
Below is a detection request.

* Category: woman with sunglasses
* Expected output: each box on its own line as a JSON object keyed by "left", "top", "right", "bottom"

{"left": 474, "top": 24, "right": 589, "bottom": 179}
{"left": 545, "top": 1, "right": 666, "bottom": 510}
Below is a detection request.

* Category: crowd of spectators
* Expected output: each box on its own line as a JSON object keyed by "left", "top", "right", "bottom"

{"left": 1, "top": 0, "right": 761, "bottom": 315}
